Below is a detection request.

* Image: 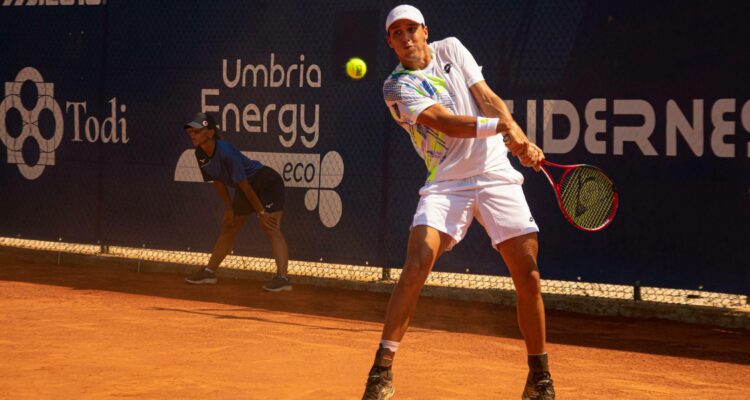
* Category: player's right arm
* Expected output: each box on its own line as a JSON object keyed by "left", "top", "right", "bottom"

{"left": 468, "top": 81, "right": 543, "bottom": 170}
{"left": 445, "top": 36, "right": 542, "bottom": 169}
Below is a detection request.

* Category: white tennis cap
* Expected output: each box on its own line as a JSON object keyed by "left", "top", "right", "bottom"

{"left": 385, "top": 4, "right": 425, "bottom": 32}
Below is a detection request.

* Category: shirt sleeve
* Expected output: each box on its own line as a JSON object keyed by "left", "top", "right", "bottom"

{"left": 446, "top": 37, "right": 485, "bottom": 87}
{"left": 383, "top": 76, "right": 437, "bottom": 125}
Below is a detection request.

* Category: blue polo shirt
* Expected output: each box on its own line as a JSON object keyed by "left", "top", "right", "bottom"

{"left": 194, "top": 139, "right": 263, "bottom": 188}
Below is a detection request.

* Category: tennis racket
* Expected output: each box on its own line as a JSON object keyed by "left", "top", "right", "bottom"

{"left": 539, "top": 160, "right": 618, "bottom": 232}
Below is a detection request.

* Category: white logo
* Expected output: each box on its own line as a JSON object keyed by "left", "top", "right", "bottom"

{"left": 0, "top": 67, "right": 63, "bottom": 180}
{"left": 1, "top": 67, "right": 130, "bottom": 180}
{"left": 301, "top": 151, "right": 343, "bottom": 228}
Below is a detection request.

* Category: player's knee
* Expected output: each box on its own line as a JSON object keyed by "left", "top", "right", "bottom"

{"left": 402, "top": 256, "right": 431, "bottom": 278}
{"left": 400, "top": 235, "right": 438, "bottom": 288}
{"left": 516, "top": 269, "right": 542, "bottom": 298}
{"left": 400, "top": 261, "right": 430, "bottom": 288}
{"left": 399, "top": 269, "right": 428, "bottom": 291}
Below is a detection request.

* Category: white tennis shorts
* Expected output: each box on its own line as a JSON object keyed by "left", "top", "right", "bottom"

{"left": 411, "top": 171, "right": 539, "bottom": 250}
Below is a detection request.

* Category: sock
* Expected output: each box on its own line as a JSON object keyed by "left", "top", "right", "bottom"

{"left": 380, "top": 340, "right": 400, "bottom": 353}
{"left": 205, "top": 267, "right": 215, "bottom": 273}
{"left": 527, "top": 353, "right": 550, "bottom": 381}
{"left": 370, "top": 345, "right": 396, "bottom": 373}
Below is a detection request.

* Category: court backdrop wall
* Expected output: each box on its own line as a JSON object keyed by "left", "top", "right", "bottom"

{"left": 0, "top": 0, "right": 748, "bottom": 295}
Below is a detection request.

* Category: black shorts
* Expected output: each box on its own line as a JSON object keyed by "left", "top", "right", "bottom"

{"left": 233, "top": 166, "right": 285, "bottom": 216}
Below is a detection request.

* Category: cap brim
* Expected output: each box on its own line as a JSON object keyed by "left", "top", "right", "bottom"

{"left": 184, "top": 122, "right": 204, "bottom": 129}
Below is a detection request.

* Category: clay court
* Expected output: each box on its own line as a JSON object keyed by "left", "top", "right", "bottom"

{"left": 1, "top": 250, "right": 749, "bottom": 400}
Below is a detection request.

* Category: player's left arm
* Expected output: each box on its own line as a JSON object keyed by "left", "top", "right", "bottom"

{"left": 416, "top": 103, "right": 512, "bottom": 138}
{"left": 415, "top": 89, "right": 543, "bottom": 170}
{"left": 469, "top": 81, "right": 544, "bottom": 170}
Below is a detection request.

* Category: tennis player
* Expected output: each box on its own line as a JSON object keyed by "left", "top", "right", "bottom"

{"left": 183, "top": 112, "right": 292, "bottom": 292}
{"left": 362, "top": 5, "right": 554, "bottom": 400}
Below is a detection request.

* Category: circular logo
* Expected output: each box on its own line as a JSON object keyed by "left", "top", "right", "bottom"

{"left": 0, "top": 67, "right": 64, "bottom": 180}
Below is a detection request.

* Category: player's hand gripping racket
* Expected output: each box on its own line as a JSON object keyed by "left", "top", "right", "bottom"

{"left": 539, "top": 160, "right": 618, "bottom": 231}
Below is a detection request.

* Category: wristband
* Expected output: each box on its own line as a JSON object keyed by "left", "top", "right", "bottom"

{"left": 476, "top": 117, "right": 499, "bottom": 138}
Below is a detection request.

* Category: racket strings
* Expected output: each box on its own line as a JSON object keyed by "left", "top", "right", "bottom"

{"left": 558, "top": 167, "right": 616, "bottom": 230}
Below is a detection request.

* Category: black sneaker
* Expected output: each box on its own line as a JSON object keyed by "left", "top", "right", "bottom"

{"left": 522, "top": 372, "right": 555, "bottom": 400}
{"left": 184, "top": 268, "right": 217, "bottom": 284}
{"left": 362, "top": 367, "right": 394, "bottom": 400}
{"left": 262, "top": 275, "right": 292, "bottom": 292}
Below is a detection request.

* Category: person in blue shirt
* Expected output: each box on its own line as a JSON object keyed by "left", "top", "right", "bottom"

{"left": 183, "top": 112, "right": 291, "bottom": 292}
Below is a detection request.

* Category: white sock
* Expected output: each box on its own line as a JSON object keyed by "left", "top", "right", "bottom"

{"left": 380, "top": 340, "right": 400, "bottom": 353}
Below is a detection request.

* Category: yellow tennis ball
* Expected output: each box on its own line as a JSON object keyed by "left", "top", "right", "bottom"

{"left": 346, "top": 57, "right": 367, "bottom": 80}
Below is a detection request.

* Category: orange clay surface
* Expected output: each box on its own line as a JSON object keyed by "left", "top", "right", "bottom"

{"left": 1, "top": 251, "right": 749, "bottom": 400}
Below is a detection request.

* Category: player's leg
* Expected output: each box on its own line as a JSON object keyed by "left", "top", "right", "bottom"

{"left": 251, "top": 166, "right": 291, "bottom": 292}
{"left": 498, "top": 234, "right": 554, "bottom": 399}
{"left": 260, "top": 211, "right": 288, "bottom": 275}
{"left": 208, "top": 215, "right": 248, "bottom": 270}
{"left": 498, "top": 233, "right": 545, "bottom": 354}
{"left": 383, "top": 225, "right": 454, "bottom": 341}
{"left": 476, "top": 182, "right": 554, "bottom": 399}
{"left": 475, "top": 183, "right": 545, "bottom": 353}
{"left": 363, "top": 225, "right": 453, "bottom": 400}
{"left": 383, "top": 189, "right": 473, "bottom": 342}
{"left": 185, "top": 214, "right": 247, "bottom": 284}
{"left": 363, "top": 190, "right": 473, "bottom": 400}
{"left": 259, "top": 210, "right": 292, "bottom": 292}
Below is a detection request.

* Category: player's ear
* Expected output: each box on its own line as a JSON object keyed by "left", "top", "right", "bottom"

{"left": 423, "top": 24, "right": 428, "bottom": 41}
{"left": 386, "top": 33, "right": 393, "bottom": 48}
